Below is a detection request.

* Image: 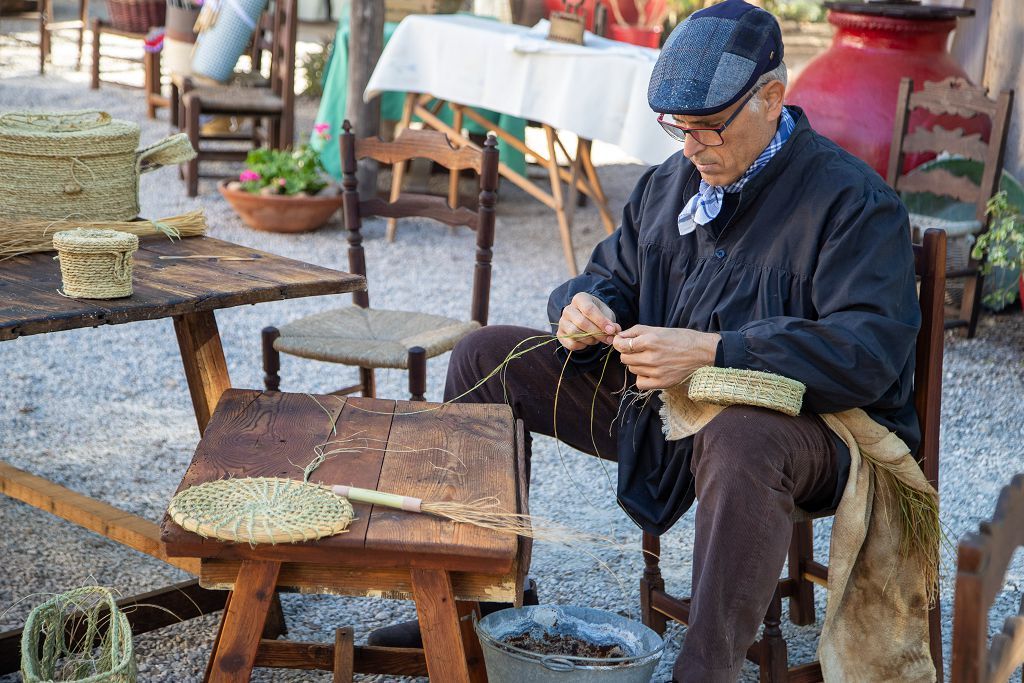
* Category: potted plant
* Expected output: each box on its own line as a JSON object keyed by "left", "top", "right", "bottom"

{"left": 219, "top": 124, "right": 342, "bottom": 233}
{"left": 972, "top": 190, "right": 1024, "bottom": 311}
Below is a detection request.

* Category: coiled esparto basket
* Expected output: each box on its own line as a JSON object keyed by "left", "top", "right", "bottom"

{"left": 687, "top": 366, "right": 805, "bottom": 417}
{"left": 53, "top": 229, "right": 139, "bottom": 299}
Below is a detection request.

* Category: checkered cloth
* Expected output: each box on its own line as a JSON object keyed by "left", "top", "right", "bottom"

{"left": 678, "top": 106, "right": 796, "bottom": 233}
{"left": 648, "top": 0, "right": 783, "bottom": 117}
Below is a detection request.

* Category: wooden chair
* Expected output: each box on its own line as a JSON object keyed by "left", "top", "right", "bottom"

{"left": 90, "top": 19, "right": 168, "bottom": 119}
{"left": 0, "top": 0, "right": 88, "bottom": 73}
{"left": 887, "top": 76, "right": 1014, "bottom": 338}
{"left": 173, "top": 0, "right": 297, "bottom": 196}
{"left": 640, "top": 228, "right": 948, "bottom": 682}
{"left": 262, "top": 123, "right": 500, "bottom": 402}
{"left": 952, "top": 473, "right": 1024, "bottom": 683}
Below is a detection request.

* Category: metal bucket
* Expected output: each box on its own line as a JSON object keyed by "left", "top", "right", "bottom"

{"left": 475, "top": 605, "right": 664, "bottom": 682}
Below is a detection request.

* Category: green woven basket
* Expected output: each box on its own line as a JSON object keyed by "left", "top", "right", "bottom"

{"left": 0, "top": 110, "right": 195, "bottom": 221}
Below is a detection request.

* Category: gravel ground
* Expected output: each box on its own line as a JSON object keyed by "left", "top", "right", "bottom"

{"left": 1, "top": 22, "right": 1023, "bottom": 683}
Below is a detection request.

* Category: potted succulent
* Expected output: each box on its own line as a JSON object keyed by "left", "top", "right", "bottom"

{"left": 972, "top": 190, "right": 1024, "bottom": 311}
{"left": 219, "top": 124, "right": 342, "bottom": 233}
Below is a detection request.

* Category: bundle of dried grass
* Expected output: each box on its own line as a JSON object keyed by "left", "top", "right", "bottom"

{"left": 0, "top": 210, "right": 207, "bottom": 260}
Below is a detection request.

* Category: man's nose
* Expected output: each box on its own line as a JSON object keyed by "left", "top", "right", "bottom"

{"left": 683, "top": 134, "right": 707, "bottom": 158}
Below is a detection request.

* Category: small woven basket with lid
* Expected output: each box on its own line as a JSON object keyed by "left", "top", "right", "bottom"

{"left": 687, "top": 367, "right": 805, "bottom": 417}
{"left": 0, "top": 110, "right": 195, "bottom": 221}
{"left": 53, "top": 229, "right": 139, "bottom": 299}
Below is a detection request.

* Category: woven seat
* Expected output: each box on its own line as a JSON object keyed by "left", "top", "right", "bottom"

{"left": 275, "top": 306, "right": 480, "bottom": 369}
{"left": 262, "top": 124, "right": 500, "bottom": 401}
{"left": 184, "top": 86, "right": 284, "bottom": 114}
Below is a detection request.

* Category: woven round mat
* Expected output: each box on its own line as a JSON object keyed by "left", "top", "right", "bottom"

{"left": 53, "top": 228, "right": 139, "bottom": 299}
{"left": 687, "top": 367, "right": 805, "bottom": 417}
{"left": 168, "top": 478, "right": 355, "bottom": 545}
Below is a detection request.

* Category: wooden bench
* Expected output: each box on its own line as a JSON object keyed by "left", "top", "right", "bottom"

{"left": 161, "top": 389, "right": 530, "bottom": 683}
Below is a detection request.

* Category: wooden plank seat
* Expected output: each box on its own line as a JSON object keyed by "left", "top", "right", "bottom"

{"left": 161, "top": 389, "right": 530, "bottom": 683}
{"left": 182, "top": 84, "right": 284, "bottom": 114}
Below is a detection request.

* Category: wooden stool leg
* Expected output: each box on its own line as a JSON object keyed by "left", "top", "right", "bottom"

{"left": 90, "top": 17, "right": 101, "bottom": 89}
{"left": 543, "top": 124, "right": 578, "bottom": 276}
{"left": 411, "top": 568, "right": 472, "bottom": 683}
{"left": 205, "top": 560, "right": 282, "bottom": 683}
{"left": 448, "top": 107, "right": 464, "bottom": 209}
{"left": 640, "top": 531, "right": 668, "bottom": 635}
{"left": 787, "top": 520, "right": 816, "bottom": 626}
{"left": 332, "top": 627, "right": 354, "bottom": 683}
{"left": 76, "top": 0, "right": 87, "bottom": 70}
{"left": 579, "top": 139, "right": 616, "bottom": 234}
{"left": 185, "top": 95, "right": 201, "bottom": 197}
{"left": 759, "top": 586, "right": 789, "bottom": 683}
{"left": 261, "top": 326, "right": 281, "bottom": 391}
{"left": 456, "top": 601, "right": 487, "bottom": 683}
{"left": 408, "top": 346, "right": 426, "bottom": 401}
{"left": 385, "top": 92, "right": 417, "bottom": 242}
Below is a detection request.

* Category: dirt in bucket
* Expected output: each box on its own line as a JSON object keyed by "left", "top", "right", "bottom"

{"left": 501, "top": 631, "right": 628, "bottom": 659}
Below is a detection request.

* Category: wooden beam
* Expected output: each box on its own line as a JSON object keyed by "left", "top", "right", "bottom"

{"left": 0, "top": 460, "right": 199, "bottom": 573}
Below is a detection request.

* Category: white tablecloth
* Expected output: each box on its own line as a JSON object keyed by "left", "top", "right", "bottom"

{"left": 364, "top": 15, "right": 680, "bottom": 166}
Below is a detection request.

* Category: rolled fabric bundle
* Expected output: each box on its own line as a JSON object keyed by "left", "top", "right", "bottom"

{"left": 190, "top": 0, "right": 268, "bottom": 83}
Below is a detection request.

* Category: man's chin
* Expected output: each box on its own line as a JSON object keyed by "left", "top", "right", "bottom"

{"left": 698, "top": 170, "right": 739, "bottom": 186}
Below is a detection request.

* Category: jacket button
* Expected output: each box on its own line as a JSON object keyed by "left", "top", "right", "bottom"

{"left": 714, "top": 248, "right": 726, "bottom": 259}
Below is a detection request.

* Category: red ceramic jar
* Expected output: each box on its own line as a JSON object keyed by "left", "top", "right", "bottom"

{"left": 787, "top": 1, "right": 986, "bottom": 178}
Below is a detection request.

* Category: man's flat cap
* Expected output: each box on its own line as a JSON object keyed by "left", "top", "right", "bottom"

{"left": 648, "top": 0, "right": 783, "bottom": 117}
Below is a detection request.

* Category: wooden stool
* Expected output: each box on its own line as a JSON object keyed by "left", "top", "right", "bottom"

{"left": 162, "top": 389, "right": 530, "bottom": 683}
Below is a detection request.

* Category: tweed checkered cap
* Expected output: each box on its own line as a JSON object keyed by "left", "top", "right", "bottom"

{"left": 648, "top": 0, "right": 783, "bottom": 117}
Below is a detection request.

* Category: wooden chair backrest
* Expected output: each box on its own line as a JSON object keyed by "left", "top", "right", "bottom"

{"left": 887, "top": 77, "right": 1014, "bottom": 226}
{"left": 952, "top": 474, "right": 1024, "bottom": 683}
{"left": 340, "top": 122, "right": 500, "bottom": 325}
{"left": 244, "top": 0, "right": 296, "bottom": 144}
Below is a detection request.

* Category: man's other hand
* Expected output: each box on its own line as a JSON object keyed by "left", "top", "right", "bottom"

{"left": 613, "top": 326, "right": 721, "bottom": 390}
{"left": 557, "top": 292, "right": 620, "bottom": 351}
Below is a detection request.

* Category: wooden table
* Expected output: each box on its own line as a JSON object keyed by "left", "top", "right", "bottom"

{"left": 0, "top": 235, "right": 365, "bottom": 672}
{"left": 162, "top": 389, "right": 529, "bottom": 683}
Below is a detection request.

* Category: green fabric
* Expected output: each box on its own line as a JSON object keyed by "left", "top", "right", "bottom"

{"left": 312, "top": 18, "right": 527, "bottom": 180}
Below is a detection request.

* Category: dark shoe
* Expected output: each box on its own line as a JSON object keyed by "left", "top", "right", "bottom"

{"left": 365, "top": 578, "right": 539, "bottom": 649}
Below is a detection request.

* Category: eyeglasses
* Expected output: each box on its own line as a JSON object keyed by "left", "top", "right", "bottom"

{"left": 657, "top": 90, "right": 758, "bottom": 147}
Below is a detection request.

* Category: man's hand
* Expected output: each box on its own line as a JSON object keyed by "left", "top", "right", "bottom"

{"left": 557, "top": 292, "right": 620, "bottom": 351}
{"left": 612, "top": 325, "right": 721, "bottom": 390}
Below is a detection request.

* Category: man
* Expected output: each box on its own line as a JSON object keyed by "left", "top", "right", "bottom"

{"left": 373, "top": 1, "right": 921, "bottom": 679}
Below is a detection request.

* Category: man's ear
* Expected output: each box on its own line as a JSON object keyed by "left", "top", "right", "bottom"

{"left": 761, "top": 80, "right": 786, "bottom": 119}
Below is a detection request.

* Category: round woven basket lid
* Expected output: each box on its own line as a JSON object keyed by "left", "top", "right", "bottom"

{"left": 687, "top": 366, "right": 806, "bottom": 417}
{"left": 53, "top": 228, "right": 139, "bottom": 254}
{"left": 168, "top": 477, "right": 355, "bottom": 545}
{"left": 0, "top": 110, "right": 139, "bottom": 157}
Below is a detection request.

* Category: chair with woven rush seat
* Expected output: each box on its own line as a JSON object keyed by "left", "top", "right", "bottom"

{"left": 886, "top": 76, "right": 1014, "bottom": 338}
{"left": 639, "top": 228, "right": 948, "bottom": 682}
{"left": 262, "top": 122, "right": 500, "bottom": 401}
{"left": 951, "top": 473, "right": 1024, "bottom": 683}
{"left": 173, "top": 0, "right": 296, "bottom": 196}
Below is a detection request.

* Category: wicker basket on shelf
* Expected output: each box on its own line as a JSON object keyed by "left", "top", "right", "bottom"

{"left": 105, "top": 0, "right": 166, "bottom": 33}
{"left": 385, "top": 0, "right": 462, "bottom": 23}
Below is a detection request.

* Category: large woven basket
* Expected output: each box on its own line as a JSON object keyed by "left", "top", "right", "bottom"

{"left": 105, "top": 0, "right": 166, "bottom": 33}
{"left": 0, "top": 110, "right": 195, "bottom": 221}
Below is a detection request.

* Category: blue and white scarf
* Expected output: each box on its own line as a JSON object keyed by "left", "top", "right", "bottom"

{"left": 678, "top": 106, "right": 796, "bottom": 234}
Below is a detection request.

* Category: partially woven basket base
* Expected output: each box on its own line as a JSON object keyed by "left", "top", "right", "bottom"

{"left": 168, "top": 477, "right": 355, "bottom": 545}
{"left": 687, "top": 367, "right": 805, "bottom": 417}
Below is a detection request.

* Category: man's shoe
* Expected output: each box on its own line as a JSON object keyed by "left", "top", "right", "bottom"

{"left": 366, "top": 578, "right": 539, "bottom": 648}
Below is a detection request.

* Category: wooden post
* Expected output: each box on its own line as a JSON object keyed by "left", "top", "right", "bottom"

{"left": 346, "top": 0, "right": 384, "bottom": 200}
{"left": 981, "top": 0, "right": 1024, "bottom": 183}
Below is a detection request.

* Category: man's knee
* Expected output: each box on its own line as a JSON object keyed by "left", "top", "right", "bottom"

{"left": 691, "top": 406, "right": 791, "bottom": 481}
{"left": 446, "top": 325, "right": 536, "bottom": 402}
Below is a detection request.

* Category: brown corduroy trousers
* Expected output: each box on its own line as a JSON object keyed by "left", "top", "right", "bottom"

{"left": 445, "top": 325, "right": 843, "bottom": 682}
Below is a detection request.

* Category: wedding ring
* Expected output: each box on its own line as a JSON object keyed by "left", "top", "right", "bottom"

{"left": 628, "top": 338, "right": 634, "bottom": 353}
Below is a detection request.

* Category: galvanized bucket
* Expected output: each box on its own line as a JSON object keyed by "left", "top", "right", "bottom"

{"left": 475, "top": 605, "right": 664, "bottom": 682}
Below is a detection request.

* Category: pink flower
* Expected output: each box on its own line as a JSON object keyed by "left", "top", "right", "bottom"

{"left": 240, "top": 170, "right": 260, "bottom": 182}
{"left": 314, "top": 123, "right": 332, "bottom": 141}
{"left": 277, "top": 177, "right": 287, "bottom": 186}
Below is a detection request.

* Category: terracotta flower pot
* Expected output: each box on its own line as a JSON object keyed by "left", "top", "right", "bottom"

{"left": 218, "top": 180, "right": 343, "bottom": 233}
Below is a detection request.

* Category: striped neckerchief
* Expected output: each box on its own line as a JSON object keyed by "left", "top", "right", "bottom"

{"left": 678, "top": 106, "right": 797, "bottom": 234}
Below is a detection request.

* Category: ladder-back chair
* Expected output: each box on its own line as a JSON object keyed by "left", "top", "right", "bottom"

{"left": 173, "top": 0, "right": 297, "bottom": 196}
{"left": 640, "top": 228, "right": 948, "bottom": 682}
{"left": 887, "top": 76, "right": 1014, "bottom": 338}
{"left": 952, "top": 473, "right": 1024, "bottom": 683}
{"left": 262, "top": 122, "right": 500, "bottom": 401}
